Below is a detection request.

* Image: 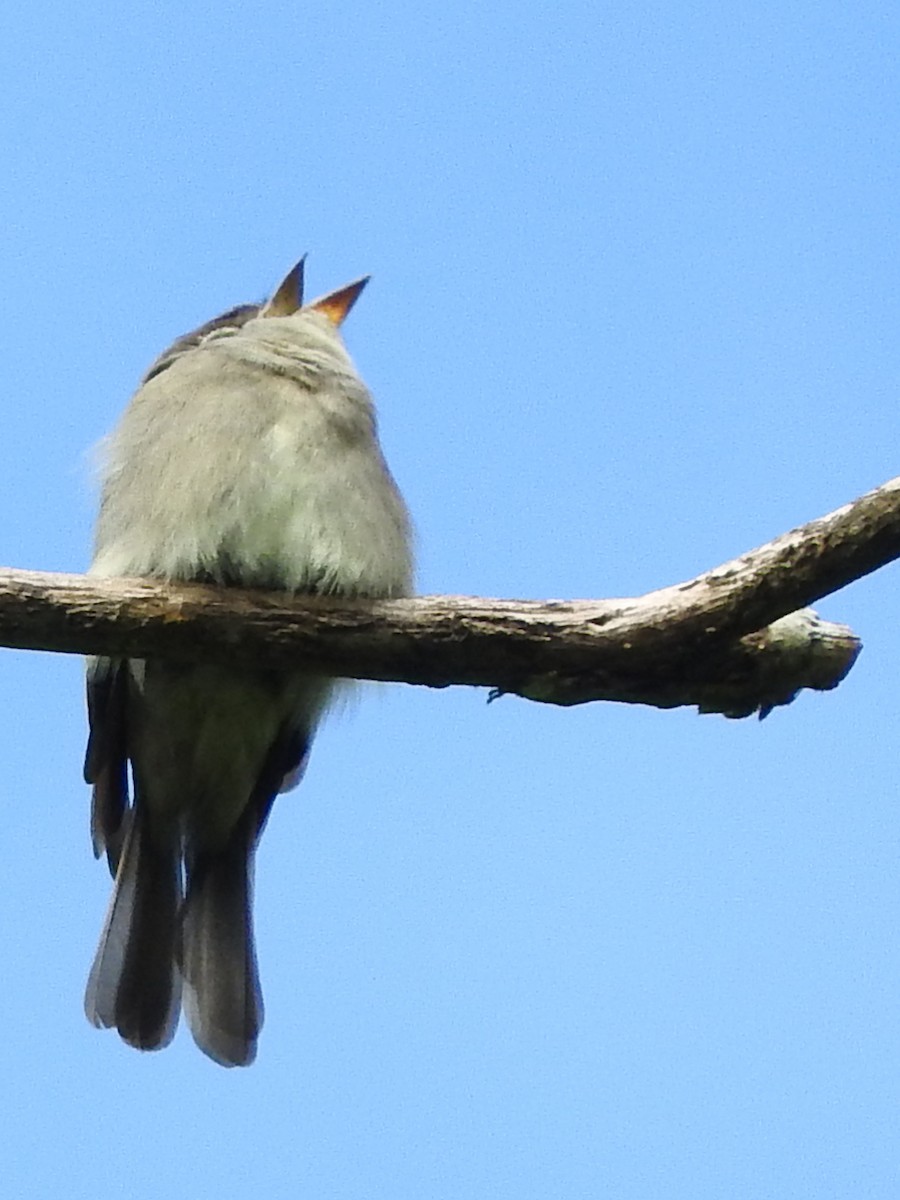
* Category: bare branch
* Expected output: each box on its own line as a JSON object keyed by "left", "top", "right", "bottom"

{"left": 2, "top": 473, "right": 897, "bottom": 715}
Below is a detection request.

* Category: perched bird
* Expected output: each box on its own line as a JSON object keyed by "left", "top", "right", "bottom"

{"left": 83, "top": 259, "right": 412, "bottom": 1066}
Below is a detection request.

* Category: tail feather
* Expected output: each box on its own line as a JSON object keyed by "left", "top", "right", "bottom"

{"left": 181, "top": 816, "right": 263, "bottom": 1067}
{"left": 85, "top": 806, "right": 182, "bottom": 1051}
{"left": 85, "top": 713, "right": 313, "bottom": 1065}
{"left": 180, "top": 724, "right": 307, "bottom": 1067}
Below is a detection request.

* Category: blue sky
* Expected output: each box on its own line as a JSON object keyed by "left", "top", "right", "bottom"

{"left": 3, "top": 2, "right": 900, "bottom": 1196}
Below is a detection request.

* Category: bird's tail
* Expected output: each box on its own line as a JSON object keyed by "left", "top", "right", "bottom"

{"left": 180, "top": 801, "right": 266, "bottom": 1068}
{"left": 179, "top": 724, "right": 308, "bottom": 1067}
{"left": 84, "top": 805, "right": 182, "bottom": 1051}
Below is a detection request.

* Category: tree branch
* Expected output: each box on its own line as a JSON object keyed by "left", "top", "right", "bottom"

{"left": 3, "top": 474, "right": 899, "bottom": 716}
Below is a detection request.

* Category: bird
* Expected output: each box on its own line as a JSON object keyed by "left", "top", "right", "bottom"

{"left": 83, "top": 258, "right": 413, "bottom": 1066}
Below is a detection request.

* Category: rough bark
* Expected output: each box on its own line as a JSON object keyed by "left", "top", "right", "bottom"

{"left": 2, "top": 473, "right": 898, "bottom": 716}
